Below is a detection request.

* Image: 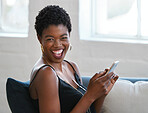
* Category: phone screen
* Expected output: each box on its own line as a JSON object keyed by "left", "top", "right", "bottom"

{"left": 105, "top": 61, "right": 119, "bottom": 75}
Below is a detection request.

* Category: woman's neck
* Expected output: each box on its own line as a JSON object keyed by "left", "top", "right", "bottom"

{"left": 42, "top": 55, "right": 64, "bottom": 72}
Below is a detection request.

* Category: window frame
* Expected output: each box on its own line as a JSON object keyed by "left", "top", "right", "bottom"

{"left": 79, "top": 0, "right": 148, "bottom": 44}
{"left": 0, "top": 0, "right": 28, "bottom": 38}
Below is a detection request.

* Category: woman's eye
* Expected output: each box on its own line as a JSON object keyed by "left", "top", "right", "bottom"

{"left": 61, "top": 37, "right": 68, "bottom": 40}
{"left": 47, "top": 38, "right": 54, "bottom": 41}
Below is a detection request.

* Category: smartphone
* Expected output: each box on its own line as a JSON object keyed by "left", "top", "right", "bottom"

{"left": 105, "top": 61, "right": 119, "bottom": 76}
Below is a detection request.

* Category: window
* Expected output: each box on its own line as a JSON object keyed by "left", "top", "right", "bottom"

{"left": 0, "top": 0, "right": 29, "bottom": 37}
{"left": 79, "top": 0, "right": 148, "bottom": 43}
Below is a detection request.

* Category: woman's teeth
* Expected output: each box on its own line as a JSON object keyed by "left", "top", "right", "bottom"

{"left": 52, "top": 49, "right": 63, "bottom": 58}
{"left": 52, "top": 49, "right": 63, "bottom": 55}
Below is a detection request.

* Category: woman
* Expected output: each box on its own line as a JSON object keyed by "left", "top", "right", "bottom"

{"left": 29, "top": 5, "right": 119, "bottom": 113}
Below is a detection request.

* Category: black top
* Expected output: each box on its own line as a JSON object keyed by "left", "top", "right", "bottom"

{"left": 30, "top": 60, "right": 96, "bottom": 113}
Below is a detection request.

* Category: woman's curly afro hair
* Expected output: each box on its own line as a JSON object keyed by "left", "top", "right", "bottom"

{"left": 35, "top": 5, "right": 72, "bottom": 36}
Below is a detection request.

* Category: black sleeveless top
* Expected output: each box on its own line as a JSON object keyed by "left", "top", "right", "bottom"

{"left": 30, "top": 60, "right": 96, "bottom": 113}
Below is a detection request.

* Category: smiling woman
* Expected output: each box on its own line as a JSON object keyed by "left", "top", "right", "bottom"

{"left": 29, "top": 5, "right": 118, "bottom": 113}
{"left": 39, "top": 24, "right": 70, "bottom": 63}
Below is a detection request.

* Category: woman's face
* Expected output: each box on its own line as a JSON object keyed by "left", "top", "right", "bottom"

{"left": 39, "top": 24, "right": 70, "bottom": 63}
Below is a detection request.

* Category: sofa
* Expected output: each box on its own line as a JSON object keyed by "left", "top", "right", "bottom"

{"left": 6, "top": 76, "right": 148, "bottom": 113}
{"left": 83, "top": 76, "right": 148, "bottom": 113}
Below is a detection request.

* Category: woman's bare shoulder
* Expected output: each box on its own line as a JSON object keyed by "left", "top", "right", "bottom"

{"left": 30, "top": 58, "right": 56, "bottom": 84}
{"left": 34, "top": 65, "right": 58, "bottom": 89}
{"left": 67, "top": 61, "right": 80, "bottom": 73}
{"left": 30, "top": 58, "right": 44, "bottom": 81}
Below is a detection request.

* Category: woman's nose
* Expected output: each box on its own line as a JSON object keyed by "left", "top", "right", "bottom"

{"left": 53, "top": 39, "right": 61, "bottom": 47}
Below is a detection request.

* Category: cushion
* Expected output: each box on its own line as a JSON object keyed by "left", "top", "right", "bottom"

{"left": 6, "top": 78, "right": 38, "bottom": 113}
{"left": 102, "top": 79, "right": 148, "bottom": 113}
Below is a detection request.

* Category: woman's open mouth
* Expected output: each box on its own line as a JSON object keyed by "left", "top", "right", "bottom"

{"left": 52, "top": 49, "right": 64, "bottom": 59}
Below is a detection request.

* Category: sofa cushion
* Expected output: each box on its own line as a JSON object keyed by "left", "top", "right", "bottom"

{"left": 102, "top": 79, "right": 148, "bottom": 113}
{"left": 6, "top": 78, "right": 38, "bottom": 113}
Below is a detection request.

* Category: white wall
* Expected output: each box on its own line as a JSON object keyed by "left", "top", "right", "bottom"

{"left": 1, "top": 0, "right": 148, "bottom": 112}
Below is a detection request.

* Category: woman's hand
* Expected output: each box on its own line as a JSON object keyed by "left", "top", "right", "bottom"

{"left": 85, "top": 69, "right": 119, "bottom": 102}
{"left": 105, "top": 72, "right": 119, "bottom": 95}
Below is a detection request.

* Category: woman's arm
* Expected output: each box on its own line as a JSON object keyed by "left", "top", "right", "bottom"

{"left": 34, "top": 66, "right": 61, "bottom": 113}
{"left": 94, "top": 95, "right": 106, "bottom": 113}
{"left": 70, "top": 71, "right": 118, "bottom": 113}
{"left": 68, "top": 62, "right": 119, "bottom": 113}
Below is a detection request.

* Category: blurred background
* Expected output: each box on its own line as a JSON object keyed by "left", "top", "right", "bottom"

{"left": 1, "top": 0, "right": 148, "bottom": 112}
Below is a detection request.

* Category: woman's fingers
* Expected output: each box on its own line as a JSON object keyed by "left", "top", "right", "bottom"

{"left": 88, "top": 71, "right": 119, "bottom": 99}
{"left": 91, "top": 68, "right": 113, "bottom": 83}
{"left": 105, "top": 74, "right": 119, "bottom": 94}
{"left": 111, "top": 74, "right": 119, "bottom": 84}
{"left": 99, "top": 72, "right": 114, "bottom": 82}
{"left": 114, "top": 74, "right": 119, "bottom": 81}
{"left": 90, "top": 71, "right": 106, "bottom": 82}
{"left": 104, "top": 68, "right": 109, "bottom": 72}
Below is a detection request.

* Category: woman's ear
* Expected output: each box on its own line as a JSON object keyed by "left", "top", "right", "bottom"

{"left": 37, "top": 34, "right": 42, "bottom": 44}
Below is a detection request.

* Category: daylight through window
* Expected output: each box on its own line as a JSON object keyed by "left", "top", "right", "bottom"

{"left": 0, "top": 0, "right": 29, "bottom": 37}
{"left": 79, "top": 0, "right": 148, "bottom": 43}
